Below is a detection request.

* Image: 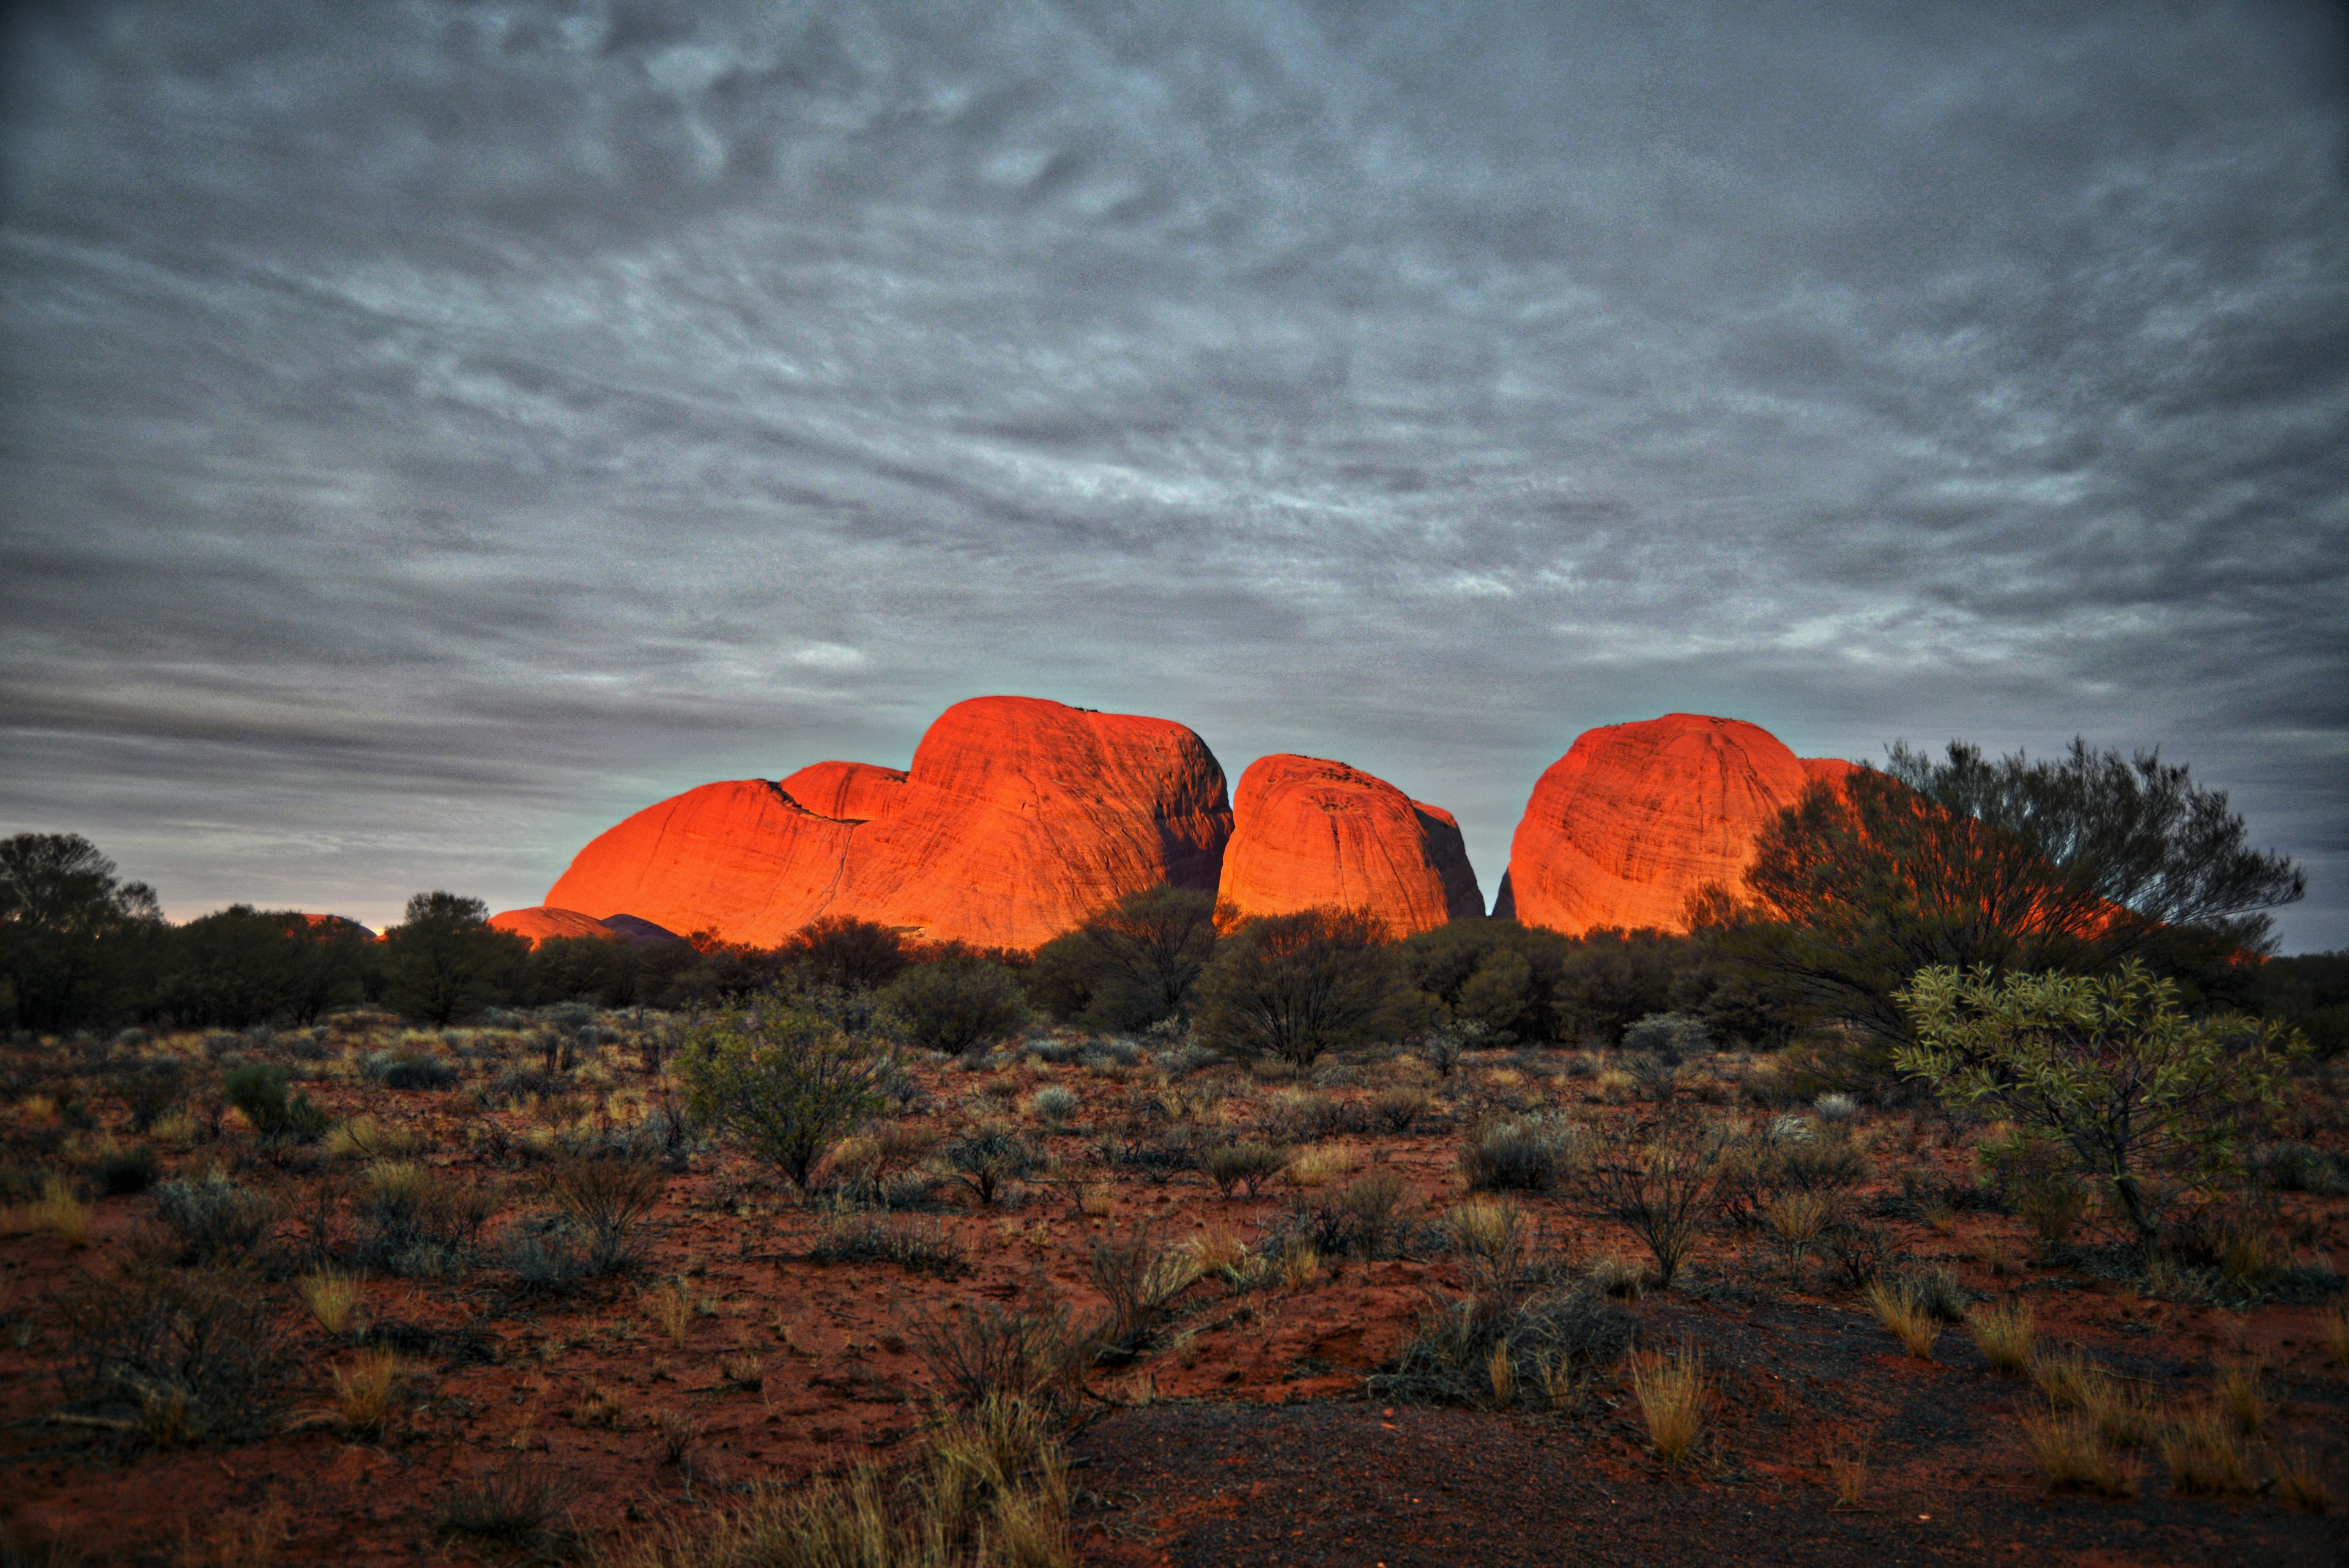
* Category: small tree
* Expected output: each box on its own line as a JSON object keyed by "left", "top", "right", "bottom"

{"left": 381, "top": 892, "right": 527, "bottom": 1025}
{"left": 1027, "top": 885, "right": 1220, "bottom": 1030}
{"left": 879, "top": 956, "right": 1028, "bottom": 1056}
{"left": 789, "top": 915, "right": 910, "bottom": 992}
{"left": 1193, "top": 906, "right": 1411, "bottom": 1068}
{"left": 0, "top": 833, "right": 163, "bottom": 1031}
{"left": 675, "top": 996, "right": 892, "bottom": 1189}
{"left": 1894, "top": 961, "right": 2302, "bottom": 1251}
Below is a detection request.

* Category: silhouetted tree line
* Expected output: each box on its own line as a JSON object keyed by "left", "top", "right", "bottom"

{"left": 4, "top": 737, "right": 2338, "bottom": 1067}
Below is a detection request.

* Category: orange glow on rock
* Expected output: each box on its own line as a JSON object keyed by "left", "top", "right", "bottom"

{"left": 543, "top": 696, "right": 1231, "bottom": 951}
{"left": 1505, "top": 713, "right": 1847, "bottom": 935}
{"left": 1217, "top": 754, "right": 1483, "bottom": 935}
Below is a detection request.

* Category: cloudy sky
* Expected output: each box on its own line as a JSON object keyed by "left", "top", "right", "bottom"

{"left": 3, "top": 1, "right": 2345, "bottom": 949}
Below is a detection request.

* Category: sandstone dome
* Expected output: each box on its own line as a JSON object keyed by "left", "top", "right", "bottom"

{"left": 490, "top": 907, "right": 688, "bottom": 948}
{"left": 1501, "top": 713, "right": 1850, "bottom": 935}
{"left": 542, "top": 696, "right": 1232, "bottom": 951}
{"left": 1217, "top": 754, "right": 1483, "bottom": 935}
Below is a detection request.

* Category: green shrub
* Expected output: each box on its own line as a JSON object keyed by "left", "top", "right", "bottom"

{"left": 1193, "top": 907, "right": 1414, "bottom": 1067}
{"left": 881, "top": 959, "right": 1030, "bottom": 1056}
{"left": 221, "top": 1063, "right": 327, "bottom": 1141}
{"left": 1204, "top": 1139, "right": 1291, "bottom": 1198}
{"left": 675, "top": 995, "right": 896, "bottom": 1189}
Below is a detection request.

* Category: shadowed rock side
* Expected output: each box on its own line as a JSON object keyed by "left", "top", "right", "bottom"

{"left": 1505, "top": 713, "right": 1853, "bottom": 935}
{"left": 543, "top": 696, "right": 1233, "bottom": 951}
{"left": 1217, "top": 754, "right": 1483, "bottom": 935}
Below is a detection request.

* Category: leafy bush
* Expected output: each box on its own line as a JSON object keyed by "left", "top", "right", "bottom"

{"left": 881, "top": 959, "right": 1030, "bottom": 1056}
{"left": 363, "top": 1048, "right": 458, "bottom": 1091}
{"left": 1203, "top": 1139, "right": 1291, "bottom": 1198}
{"left": 97, "top": 1143, "right": 159, "bottom": 1196}
{"left": 675, "top": 995, "right": 896, "bottom": 1189}
{"left": 221, "top": 1063, "right": 327, "bottom": 1142}
{"left": 1193, "top": 907, "right": 1414, "bottom": 1067}
{"left": 1899, "top": 961, "right": 2302, "bottom": 1249}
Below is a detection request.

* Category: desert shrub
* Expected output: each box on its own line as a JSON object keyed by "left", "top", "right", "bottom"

{"left": 1570, "top": 1121, "right": 1722, "bottom": 1290}
{"left": 807, "top": 1207, "right": 968, "bottom": 1276}
{"left": 498, "top": 1218, "right": 599, "bottom": 1291}
{"left": 1898, "top": 962, "right": 2303, "bottom": 1250}
{"left": 543, "top": 1154, "right": 663, "bottom": 1274}
{"left": 2252, "top": 1141, "right": 2349, "bottom": 1196}
{"left": 151, "top": 1173, "right": 275, "bottom": 1266}
{"left": 1370, "top": 1086, "right": 1431, "bottom": 1134}
{"left": 1278, "top": 1167, "right": 1408, "bottom": 1260}
{"left": 54, "top": 1265, "right": 289, "bottom": 1444}
{"left": 221, "top": 1062, "right": 328, "bottom": 1142}
{"left": 1820, "top": 1217, "right": 1895, "bottom": 1289}
{"left": 1715, "top": 1123, "right": 1865, "bottom": 1227}
{"left": 1374, "top": 1282, "right": 1633, "bottom": 1410}
{"left": 97, "top": 1143, "right": 160, "bottom": 1196}
{"left": 675, "top": 995, "right": 896, "bottom": 1189}
{"left": 1029, "top": 1085, "right": 1080, "bottom": 1128}
{"left": 113, "top": 1060, "right": 187, "bottom": 1133}
{"left": 907, "top": 1299, "right": 1093, "bottom": 1410}
{"left": 1193, "top": 907, "right": 1415, "bottom": 1068}
{"left": 1979, "top": 1130, "right": 2091, "bottom": 1247}
{"left": 944, "top": 1126, "right": 1035, "bottom": 1205}
{"left": 881, "top": 958, "right": 1030, "bottom": 1056}
{"left": 432, "top": 1459, "right": 573, "bottom": 1551}
{"left": 1026, "top": 884, "right": 1220, "bottom": 1031}
{"left": 1088, "top": 1235, "right": 1203, "bottom": 1357}
{"left": 355, "top": 1161, "right": 495, "bottom": 1276}
{"left": 363, "top": 1047, "right": 458, "bottom": 1091}
{"left": 829, "top": 1123, "right": 941, "bottom": 1208}
{"left": 1460, "top": 1117, "right": 1569, "bottom": 1193}
{"left": 1203, "top": 1139, "right": 1291, "bottom": 1198}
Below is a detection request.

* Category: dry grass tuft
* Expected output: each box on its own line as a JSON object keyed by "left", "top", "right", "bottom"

{"left": 18, "top": 1177, "right": 91, "bottom": 1249}
{"left": 2160, "top": 1407, "right": 2256, "bottom": 1495}
{"left": 2273, "top": 1448, "right": 2331, "bottom": 1515}
{"left": 2021, "top": 1412, "right": 2139, "bottom": 1497}
{"left": 1964, "top": 1298, "right": 2033, "bottom": 1375}
{"left": 2032, "top": 1349, "right": 2110, "bottom": 1412}
{"left": 1630, "top": 1343, "right": 1705, "bottom": 1465}
{"left": 298, "top": 1271, "right": 363, "bottom": 1336}
{"left": 1825, "top": 1433, "right": 1869, "bottom": 1508}
{"left": 646, "top": 1277, "right": 693, "bottom": 1348}
{"left": 1283, "top": 1145, "right": 1354, "bottom": 1189}
{"left": 2320, "top": 1304, "right": 2349, "bottom": 1372}
{"left": 1864, "top": 1280, "right": 1940, "bottom": 1360}
{"left": 333, "top": 1348, "right": 403, "bottom": 1440}
{"left": 2215, "top": 1361, "right": 2266, "bottom": 1435}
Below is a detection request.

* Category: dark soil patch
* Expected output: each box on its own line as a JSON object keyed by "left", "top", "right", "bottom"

{"left": 1071, "top": 1400, "right": 2342, "bottom": 1568}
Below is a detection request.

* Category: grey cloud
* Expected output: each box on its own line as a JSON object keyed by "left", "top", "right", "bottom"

{"left": 2, "top": 0, "right": 2345, "bottom": 945}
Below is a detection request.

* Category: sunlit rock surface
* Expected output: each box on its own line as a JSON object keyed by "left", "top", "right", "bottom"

{"left": 1504, "top": 713, "right": 1850, "bottom": 935}
{"left": 543, "top": 696, "right": 1231, "bottom": 951}
{"left": 1217, "top": 754, "right": 1483, "bottom": 935}
{"left": 490, "top": 907, "right": 688, "bottom": 948}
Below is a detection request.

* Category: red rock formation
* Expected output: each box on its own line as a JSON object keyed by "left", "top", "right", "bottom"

{"left": 490, "top": 907, "right": 615, "bottom": 945}
{"left": 543, "top": 696, "right": 1233, "bottom": 951}
{"left": 826, "top": 697, "right": 1232, "bottom": 949}
{"left": 1800, "top": 756, "right": 1856, "bottom": 790}
{"left": 546, "top": 779, "right": 861, "bottom": 948}
{"left": 1217, "top": 754, "right": 1483, "bottom": 935}
{"left": 1505, "top": 714, "right": 1825, "bottom": 935}
{"left": 779, "top": 760, "right": 907, "bottom": 823}
{"left": 489, "top": 907, "right": 688, "bottom": 948}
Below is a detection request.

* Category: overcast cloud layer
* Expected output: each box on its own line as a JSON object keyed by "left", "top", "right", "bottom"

{"left": 3, "top": 1, "right": 2345, "bottom": 948}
